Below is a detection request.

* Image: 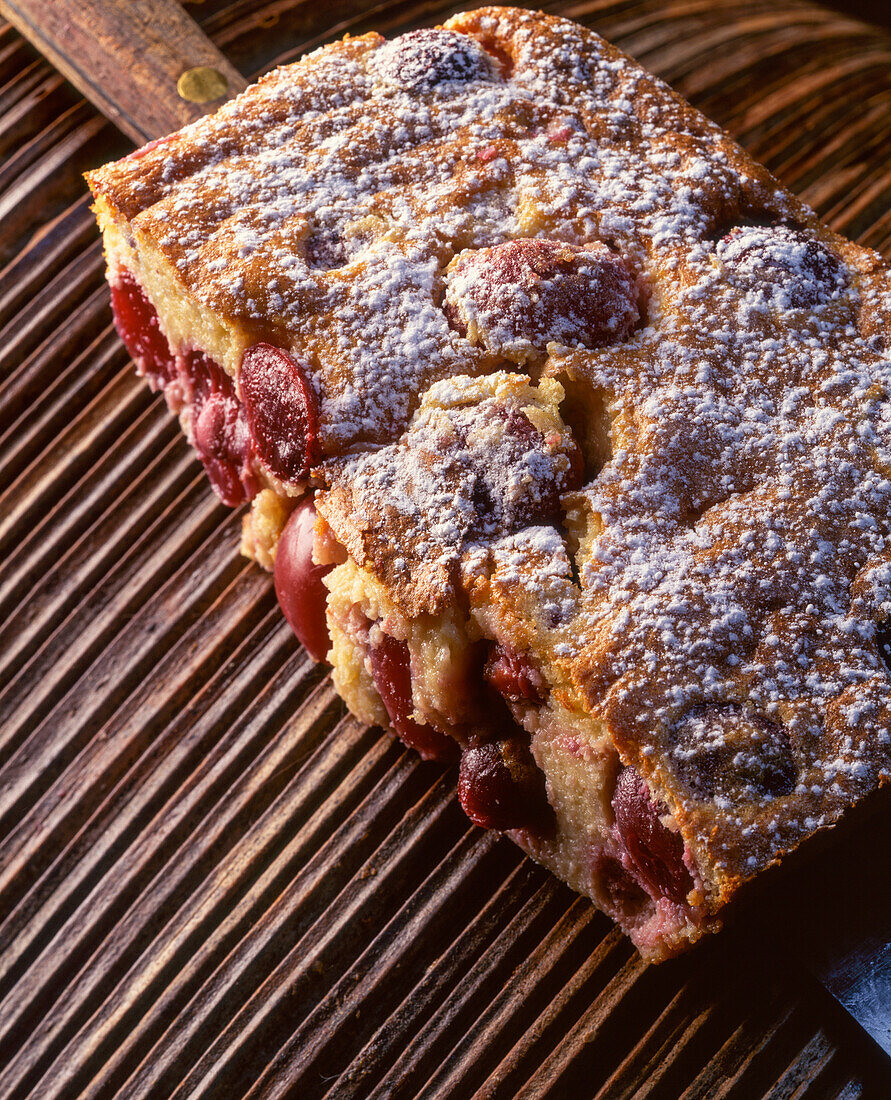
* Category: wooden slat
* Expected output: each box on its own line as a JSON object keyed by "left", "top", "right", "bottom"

{"left": 0, "top": 0, "right": 247, "bottom": 143}
{"left": 0, "top": 3, "right": 889, "bottom": 1098}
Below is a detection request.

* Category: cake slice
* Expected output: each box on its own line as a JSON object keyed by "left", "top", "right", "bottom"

{"left": 87, "top": 6, "right": 891, "bottom": 960}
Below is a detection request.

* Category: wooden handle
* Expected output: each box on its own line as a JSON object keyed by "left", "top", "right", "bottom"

{"left": 0, "top": 0, "right": 247, "bottom": 143}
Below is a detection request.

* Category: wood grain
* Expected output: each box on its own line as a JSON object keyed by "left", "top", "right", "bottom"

{"left": 0, "top": 0, "right": 246, "bottom": 144}
{"left": 0, "top": 2, "right": 890, "bottom": 1097}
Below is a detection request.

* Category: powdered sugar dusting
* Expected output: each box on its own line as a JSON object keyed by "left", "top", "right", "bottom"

{"left": 90, "top": 6, "right": 891, "bottom": 885}
{"left": 317, "top": 372, "right": 578, "bottom": 616}
{"left": 444, "top": 238, "right": 641, "bottom": 359}
{"left": 93, "top": 7, "right": 796, "bottom": 456}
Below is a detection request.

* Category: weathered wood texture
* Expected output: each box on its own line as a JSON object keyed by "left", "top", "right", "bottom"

{"left": 1, "top": 2, "right": 890, "bottom": 1097}
{"left": 0, "top": 0, "right": 246, "bottom": 143}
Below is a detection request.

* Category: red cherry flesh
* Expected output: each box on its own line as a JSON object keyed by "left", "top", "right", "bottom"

{"left": 368, "top": 632, "right": 458, "bottom": 762}
{"left": 109, "top": 271, "right": 176, "bottom": 388}
{"left": 274, "top": 498, "right": 333, "bottom": 662}
{"left": 612, "top": 765, "right": 693, "bottom": 905}
{"left": 240, "top": 343, "right": 319, "bottom": 484}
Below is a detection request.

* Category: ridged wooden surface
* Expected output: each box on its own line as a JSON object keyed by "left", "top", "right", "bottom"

{"left": 1, "top": 2, "right": 890, "bottom": 1096}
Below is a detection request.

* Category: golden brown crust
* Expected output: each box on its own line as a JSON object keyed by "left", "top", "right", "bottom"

{"left": 87, "top": 5, "right": 805, "bottom": 458}
{"left": 88, "top": 6, "right": 891, "bottom": 952}
{"left": 315, "top": 373, "right": 578, "bottom": 618}
{"left": 310, "top": 11, "right": 888, "bottom": 902}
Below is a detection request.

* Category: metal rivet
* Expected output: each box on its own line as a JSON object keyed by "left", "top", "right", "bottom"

{"left": 177, "top": 67, "right": 229, "bottom": 104}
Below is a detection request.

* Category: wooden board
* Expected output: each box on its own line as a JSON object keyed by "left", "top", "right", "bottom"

{"left": 0, "top": 0, "right": 247, "bottom": 142}
{"left": 1, "top": 2, "right": 890, "bottom": 1096}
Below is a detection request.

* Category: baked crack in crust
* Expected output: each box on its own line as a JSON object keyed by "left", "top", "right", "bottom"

{"left": 87, "top": 6, "right": 891, "bottom": 960}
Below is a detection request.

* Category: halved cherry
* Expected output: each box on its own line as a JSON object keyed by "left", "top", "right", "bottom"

{"left": 240, "top": 344, "right": 319, "bottom": 483}
{"left": 373, "top": 29, "right": 498, "bottom": 90}
{"left": 464, "top": 404, "right": 583, "bottom": 532}
{"left": 186, "top": 346, "right": 231, "bottom": 405}
{"left": 457, "top": 738, "right": 545, "bottom": 831}
{"left": 109, "top": 276, "right": 257, "bottom": 505}
{"left": 445, "top": 238, "right": 640, "bottom": 358}
{"left": 671, "top": 705, "right": 795, "bottom": 802}
{"left": 484, "top": 642, "right": 544, "bottom": 704}
{"left": 612, "top": 765, "right": 693, "bottom": 905}
{"left": 591, "top": 849, "right": 647, "bottom": 911}
{"left": 274, "top": 497, "right": 332, "bottom": 662}
{"left": 716, "top": 226, "right": 846, "bottom": 307}
{"left": 368, "top": 632, "right": 459, "bottom": 762}
{"left": 109, "top": 271, "right": 176, "bottom": 388}
{"left": 185, "top": 350, "right": 256, "bottom": 507}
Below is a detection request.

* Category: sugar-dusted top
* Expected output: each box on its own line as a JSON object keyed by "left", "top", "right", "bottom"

{"left": 89, "top": 6, "right": 891, "bottom": 890}
{"left": 91, "top": 5, "right": 803, "bottom": 453}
